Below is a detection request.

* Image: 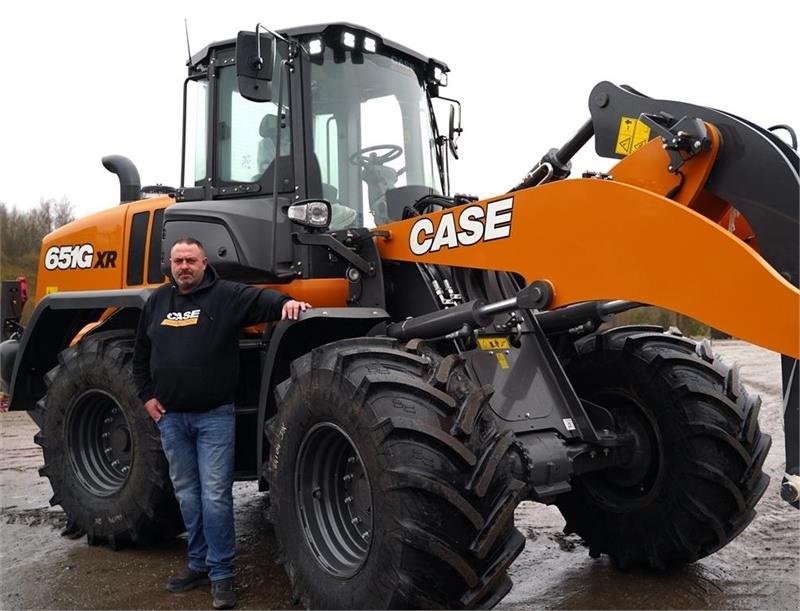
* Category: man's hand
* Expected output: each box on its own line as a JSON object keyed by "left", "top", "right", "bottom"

{"left": 144, "top": 398, "right": 166, "bottom": 422}
{"left": 282, "top": 299, "right": 311, "bottom": 320}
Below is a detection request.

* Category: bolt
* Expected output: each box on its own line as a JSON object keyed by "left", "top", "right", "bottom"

{"left": 668, "top": 165, "right": 674, "bottom": 172}
{"left": 351, "top": 517, "right": 361, "bottom": 525}
{"left": 344, "top": 496, "right": 353, "bottom": 504}
{"left": 104, "top": 448, "right": 112, "bottom": 454}
{"left": 312, "top": 487, "right": 322, "bottom": 499}
{"left": 525, "top": 412, "right": 531, "bottom": 419}
{"left": 693, "top": 140, "right": 702, "bottom": 150}
{"left": 589, "top": 450, "right": 597, "bottom": 459}
{"left": 362, "top": 530, "right": 371, "bottom": 541}
{"left": 603, "top": 448, "right": 610, "bottom": 456}
{"left": 347, "top": 456, "right": 356, "bottom": 464}
{"left": 104, "top": 418, "right": 113, "bottom": 424}
{"left": 594, "top": 92, "right": 609, "bottom": 108}
{"left": 343, "top": 474, "right": 353, "bottom": 482}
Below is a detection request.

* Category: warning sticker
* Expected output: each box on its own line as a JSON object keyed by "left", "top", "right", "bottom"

{"left": 477, "top": 336, "right": 510, "bottom": 350}
{"left": 615, "top": 116, "right": 652, "bottom": 156}
{"left": 495, "top": 352, "right": 510, "bottom": 369}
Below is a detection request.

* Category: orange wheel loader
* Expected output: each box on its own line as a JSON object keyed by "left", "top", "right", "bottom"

{"left": 1, "top": 22, "right": 797, "bottom": 609}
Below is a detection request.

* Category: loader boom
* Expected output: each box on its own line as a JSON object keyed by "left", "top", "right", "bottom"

{"left": 377, "top": 178, "right": 800, "bottom": 358}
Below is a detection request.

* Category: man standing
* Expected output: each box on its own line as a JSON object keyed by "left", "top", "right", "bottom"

{"left": 133, "top": 237, "right": 309, "bottom": 610}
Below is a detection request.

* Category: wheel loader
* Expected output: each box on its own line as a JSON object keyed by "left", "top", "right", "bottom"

{"left": 1, "top": 22, "right": 798, "bottom": 609}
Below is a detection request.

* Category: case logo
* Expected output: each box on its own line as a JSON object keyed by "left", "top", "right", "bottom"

{"left": 161, "top": 309, "right": 201, "bottom": 327}
{"left": 44, "top": 244, "right": 118, "bottom": 270}
{"left": 409, "top": 197, "right": 513, "bottom": 255}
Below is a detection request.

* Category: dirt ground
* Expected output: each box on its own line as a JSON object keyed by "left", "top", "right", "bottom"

{"left": 1, "top": 340, "right": 798, "bottom": 610}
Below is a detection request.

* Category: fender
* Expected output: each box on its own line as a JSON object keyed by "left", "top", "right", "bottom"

{"left": 377, "top": 179, "right": 799, "bottom": 359}
{"left": 255, "top": 307, "right": 389, "bottom": 484}
{"left": 8, "top": 289, "right": 152, "bottom": 411}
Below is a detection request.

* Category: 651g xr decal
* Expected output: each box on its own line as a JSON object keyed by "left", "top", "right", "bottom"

{"left": 44, "top": 244, "right": 118, "bottom": 270}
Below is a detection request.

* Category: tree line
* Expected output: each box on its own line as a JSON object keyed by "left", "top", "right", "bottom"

{"left": 1, "top": 198, "right": 75, "bottom": 306}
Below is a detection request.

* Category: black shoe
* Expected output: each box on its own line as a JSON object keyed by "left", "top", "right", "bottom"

{"left": 212, "top": 577, "right": 236, "bottom": 610}
{"left": 167, "top": 567, "right": 210, "bottom": 593}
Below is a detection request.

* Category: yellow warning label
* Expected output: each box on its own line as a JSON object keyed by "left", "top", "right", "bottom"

{"left": 477, "top": 336, "right": 510, "bottom": 350}
{"left": 45, "top": 286, "right": 59, "bottom": 294}
{"left": 615, "top": 116, "right": 652, "bottom": 156}
{"left": 495, "top": 352, "right": 510, "bottom": 369}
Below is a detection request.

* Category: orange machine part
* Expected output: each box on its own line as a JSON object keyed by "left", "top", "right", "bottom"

{"left": 610, "top": 127, "right": 762, "bottom": 254}
{"left": 611, "top": 123, "right": 720, "bottom": 209}
{"left": 376, "top": 179, "right": 800, "bottom": 358}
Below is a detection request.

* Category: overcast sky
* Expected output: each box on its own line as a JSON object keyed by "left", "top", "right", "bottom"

{"left": 2, "top": 1, "right": 797, "bottom": 219}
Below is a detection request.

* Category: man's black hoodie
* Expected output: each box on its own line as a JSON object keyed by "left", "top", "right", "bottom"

{"left": 132, "top": 265, "right": 290, "bottom": 412}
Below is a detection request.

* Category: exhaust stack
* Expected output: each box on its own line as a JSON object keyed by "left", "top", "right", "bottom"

{"left": 102, "top": 155, "right": 141, "bottom": 203}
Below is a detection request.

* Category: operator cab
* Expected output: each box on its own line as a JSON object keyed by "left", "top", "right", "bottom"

{"left": 167, "top": 23, "right": 456, "bottom": 283}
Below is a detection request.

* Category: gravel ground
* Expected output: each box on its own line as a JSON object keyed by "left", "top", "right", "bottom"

{"left": 0, "top": 339, "right": 797, "bottom": 609}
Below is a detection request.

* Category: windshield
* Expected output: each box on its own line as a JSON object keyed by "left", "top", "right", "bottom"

{"left": 308, "top": 49, "right": 442, "bottom": 228}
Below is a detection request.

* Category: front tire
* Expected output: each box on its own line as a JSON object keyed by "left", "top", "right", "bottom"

{"left": 267, "top": 337, "right": 526, "bottom": 609}
{"left": 557, "top": 326, "right": 771, "bottom": 569}
{"left": 34, "top": 330, "right": 182, "bottom": 547}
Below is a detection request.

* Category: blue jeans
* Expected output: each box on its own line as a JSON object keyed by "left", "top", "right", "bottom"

{"left": 158, "top": 404, "right": 236, "bottom": 582}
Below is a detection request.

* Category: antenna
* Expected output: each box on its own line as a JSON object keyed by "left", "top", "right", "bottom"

{"left": 184, "top": 18, "right": 192, "bottom": 65}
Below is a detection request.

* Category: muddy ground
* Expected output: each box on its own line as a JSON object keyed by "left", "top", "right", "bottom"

{"left": 1, "top": 340, "right": 797, "bottom": 609}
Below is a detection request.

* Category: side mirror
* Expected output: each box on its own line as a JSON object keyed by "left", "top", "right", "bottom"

{"left": 236, "top": 31, "right": 274, "bottom": 102}
{"left": 448, "top": 102, "right": 462, "bottom": 159}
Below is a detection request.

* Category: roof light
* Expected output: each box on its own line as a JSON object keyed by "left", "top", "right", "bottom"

{"left": 434, "top": 66, "right": 448, "bottom": 86}
{"left": 308, "top": 38, "right": 323, "bottom": 55}
{"left": 342, "top": 31, "right": 356, "bottom": 48}
{"left": 363, "top": 37, "right": 377, "bottom": 53}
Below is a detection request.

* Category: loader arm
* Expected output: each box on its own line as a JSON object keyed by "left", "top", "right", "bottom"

{"left": 590, "top": 81, "right": 799, "bottom": 288}
{"left": 376, "top": 178, "right": 800, "bottom": 359}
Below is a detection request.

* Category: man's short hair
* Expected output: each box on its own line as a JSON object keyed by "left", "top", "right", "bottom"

{"left": 171, "top": 237, "right": 206, "bottom": 254}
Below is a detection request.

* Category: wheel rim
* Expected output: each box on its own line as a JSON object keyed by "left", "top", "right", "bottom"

{"left": 583, "top": 390, "right": 664, "bottom": 510}
{"left": 66, "top": 390, "right": 132, "bottom": 497}
{"left": 295, "top": 422, "right": 373, "bottom": 578}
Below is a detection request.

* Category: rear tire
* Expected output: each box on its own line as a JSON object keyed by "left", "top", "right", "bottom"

{"left": 34, "top": 330, "right": 182, "bottom": 548}
{"left": 557, "top": 326, "right": 770, "bottom": 569}
{"left": 267, "top": 337, "right": 525, "bottom": 609}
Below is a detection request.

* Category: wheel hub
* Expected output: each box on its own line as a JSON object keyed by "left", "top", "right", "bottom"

{"left": 584, "top": 391, "right": 663, "bottom": 509}
{"left": 296, "top": 422, "right": 374, "bottom": 578}
{"left": 66, "top": 390, "right": 132, "bottom": 497}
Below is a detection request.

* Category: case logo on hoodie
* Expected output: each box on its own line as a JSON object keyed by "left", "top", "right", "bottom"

{"left": 161, "top": 309, "right": 201, "bottom": 327}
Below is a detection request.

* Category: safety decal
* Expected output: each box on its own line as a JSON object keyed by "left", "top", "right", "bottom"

{"left": 409, "top": 197, "right": 513, "bottom": 255}
{"left": 615, "top": 116, "right": 651, "bottom": 156}
{"left": 477, "top": 336, "right": 510, "bottom": 350}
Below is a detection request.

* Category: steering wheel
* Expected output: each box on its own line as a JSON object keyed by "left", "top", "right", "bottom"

{"left": 349, "top": 144, "right": 403, "bottom": 167}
